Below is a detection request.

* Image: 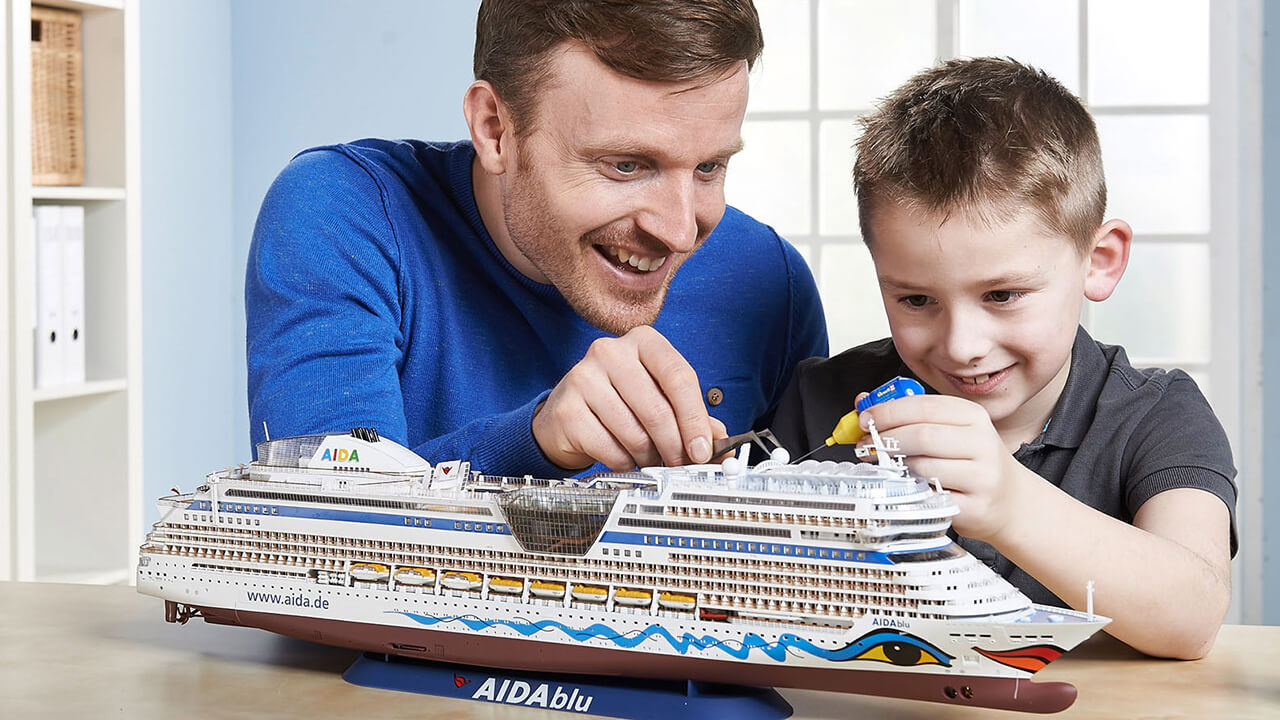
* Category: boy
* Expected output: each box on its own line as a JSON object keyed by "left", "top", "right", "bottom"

{"left": 772, "top": 58, "right": 1236, "bottom": 660}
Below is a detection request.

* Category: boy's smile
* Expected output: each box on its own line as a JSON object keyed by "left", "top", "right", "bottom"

{"left": 868, "top": 206, "right": 1090, "bottom": 446}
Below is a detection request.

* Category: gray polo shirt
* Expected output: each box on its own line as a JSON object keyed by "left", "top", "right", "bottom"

{"left": 772, "top": 325, "right": 1238, "bottom": 608}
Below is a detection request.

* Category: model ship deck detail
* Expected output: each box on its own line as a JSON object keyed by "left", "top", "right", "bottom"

{"left": 138, "top": 425, "right": 1109, "bottom": 713}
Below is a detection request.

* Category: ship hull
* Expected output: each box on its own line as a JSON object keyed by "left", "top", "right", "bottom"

{"left": 142, "top": 555, "right": 1092, "bottom": 714}
{"left": 191, "top": 602, "right": 1076, "bottom": 713}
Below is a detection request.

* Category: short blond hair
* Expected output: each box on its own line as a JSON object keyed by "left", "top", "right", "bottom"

{"left": 854, "top": 57, "right": 1105, "bottom": 253}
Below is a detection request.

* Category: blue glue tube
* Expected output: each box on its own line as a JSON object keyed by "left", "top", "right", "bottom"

{"left": 855, "top": 376, "right": 926, "bottom": 414}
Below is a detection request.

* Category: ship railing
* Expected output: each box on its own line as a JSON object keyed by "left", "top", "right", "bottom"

{"left": 238, "top": 462, "right": 429, "bottom": 483}
{"left": 727, "top": 473, "right": 927, "bottom": 499}
{"left": 469, "top": 472, "right": 659, "bottom": 494}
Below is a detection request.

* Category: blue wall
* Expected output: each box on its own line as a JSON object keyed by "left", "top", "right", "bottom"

{"left": 140, "top": 0, "right": 478, "bottom": 526}
{"left": 1263, "top": 0, "right": 1279, "bottom": 625}
{"left": 140, "top": 0, "right": 235, "bottom": 525}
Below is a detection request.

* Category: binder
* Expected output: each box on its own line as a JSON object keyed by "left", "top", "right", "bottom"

{"left": 33, "top": 204, "right": 64, "bottom": 388}
{"left": 61, "top": 204, "right": 85, "bottom": 384}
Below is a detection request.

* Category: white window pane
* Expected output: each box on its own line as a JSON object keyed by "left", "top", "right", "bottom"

{"left": 1087, "top": 0, "right": 1209, "bottom": 106}
{"left": 819, "top": 243, "right": 888, "bottom": 353}
{"left": 819, "top": 119, "right": 860, "bottom": 236}
{"left": 818, "top": 0, "right": 936, "bottom": 111}
{"left": 957, "top": 0, "right": 1080, "bottom": 94}
{"left": 1096, "top": 115, "right": 1209, "bottom": 233}
{"left": 1088, "top": 242, "right": 1210, "bottom": 364}
{"left": 726, "top": 120, "right": 811, "bottom": 236}
{"left": 749, "top": 0, "right": 811, "bottom": 112}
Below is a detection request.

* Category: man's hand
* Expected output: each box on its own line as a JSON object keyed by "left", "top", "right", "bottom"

{"left": 858, "top": 394, "right": 1039, "bottom": 543}
{"left": 532, "top": 326, "right": 726, "bottom": 471}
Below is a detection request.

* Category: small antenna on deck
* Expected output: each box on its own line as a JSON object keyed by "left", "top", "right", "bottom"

{"left": 262, "top": 421, "right": 271, "bottom": 441}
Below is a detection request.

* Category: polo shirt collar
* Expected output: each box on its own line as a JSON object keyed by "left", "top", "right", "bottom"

{"left": 1030, "top": 325, "right": 1108, "bottom": 451}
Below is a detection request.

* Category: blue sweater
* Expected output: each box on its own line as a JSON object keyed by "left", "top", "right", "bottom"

{"left": 245, "top": 139, "right": 827, "bottom": 477}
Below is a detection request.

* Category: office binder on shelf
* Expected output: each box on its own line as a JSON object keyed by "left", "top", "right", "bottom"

{"left": 60, "top": 205, "right": 86, "bottom": 385}
{"left": 33, "top": 204, "right": 64, "bottom": 388}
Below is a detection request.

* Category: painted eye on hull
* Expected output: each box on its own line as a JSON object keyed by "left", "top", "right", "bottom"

{"left": 837, "top": 629, "right": 953, "bottom": 667}
{"left": 855, "top": 639, "right": 948, "bottom": 667}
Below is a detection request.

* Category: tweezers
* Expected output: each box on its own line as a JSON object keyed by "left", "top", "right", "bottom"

{"left": 710, "top": 429, "right": 784, "bottom": 459}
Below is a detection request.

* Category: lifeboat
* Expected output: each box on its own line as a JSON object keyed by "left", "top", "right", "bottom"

{"left": 440, "top": 571, "right": 482, "bottom": 591}
{"left": 394, "top": 567, "right": 435, "bottom": 586}
{"left": 613, "top": 587, "right": 653, "bottom": 607}
{"left": 658, "top": 591, "right": 696, "bottom": 610}
{"left": 529, "top": 580, "right": 566, "bottom": 599}
{"left": 349, "top": 563, "right": 390, "bottom": 582}
{"left": 488, "top": 576, "right": 524, "bottom": 594}
{"left": 571, "top": 584, "right": 608, "bottom": 602}
{"left": 699, "top": 607, "right": 730, "bottom": 621}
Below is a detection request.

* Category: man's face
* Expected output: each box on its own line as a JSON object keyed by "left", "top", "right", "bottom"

{"left": 868, "top": 205, "right": 1089, "bottom": 440}
{"left": 496, "top": 45, "right": 749, "bottom": 335}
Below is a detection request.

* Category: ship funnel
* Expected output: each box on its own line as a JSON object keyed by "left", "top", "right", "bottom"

{"left": 350, "top": 427, "right": 380, "bottom": 442}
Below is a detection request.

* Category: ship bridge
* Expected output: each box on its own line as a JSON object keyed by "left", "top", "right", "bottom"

{"left": 253, "top": 429, "right": 429, "bottom": 475}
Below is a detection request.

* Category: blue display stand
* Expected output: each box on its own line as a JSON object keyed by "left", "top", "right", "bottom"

{"left": 344, "top": 653, "right": 793, "bottom": 720}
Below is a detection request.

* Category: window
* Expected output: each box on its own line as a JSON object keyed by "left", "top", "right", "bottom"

{"left": 732, "top": 0, "right": 1223, "bottom": 381}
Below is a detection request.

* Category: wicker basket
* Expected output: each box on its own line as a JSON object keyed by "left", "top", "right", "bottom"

{"left": 31, "top": 5, "right": 84, "bottom": 186}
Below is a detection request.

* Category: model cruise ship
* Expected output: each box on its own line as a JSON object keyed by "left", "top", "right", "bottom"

{"left": 137, "top": 424, "right": 1109, "bottom": 713}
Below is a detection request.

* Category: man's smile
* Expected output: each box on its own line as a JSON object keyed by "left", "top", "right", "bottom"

{"left": 597, "top": 244, "right": 670, "bottom": 273}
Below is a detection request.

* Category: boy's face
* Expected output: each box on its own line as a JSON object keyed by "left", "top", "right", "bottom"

{"left": 867, "top": 205, "right": 1088, "bottom": 440}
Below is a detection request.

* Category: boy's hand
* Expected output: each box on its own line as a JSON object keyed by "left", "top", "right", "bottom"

{"left": 858, "top": 394, "right": 1038, "bottom": 543}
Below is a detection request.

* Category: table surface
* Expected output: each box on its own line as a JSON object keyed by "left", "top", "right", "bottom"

{"left": 2, "top": 582, "right": 1277, "bottom": 719}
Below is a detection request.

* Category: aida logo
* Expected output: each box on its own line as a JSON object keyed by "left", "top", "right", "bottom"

{"left": 320, "top": 448, "right": 360, "bottom": 463}
{"left": 471, "top": 678, "right": 595, "bottom": 713}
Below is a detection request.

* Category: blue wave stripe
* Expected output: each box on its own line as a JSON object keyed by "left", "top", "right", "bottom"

{"left": 389, "top": 612, "right": 949, "bottom": 665}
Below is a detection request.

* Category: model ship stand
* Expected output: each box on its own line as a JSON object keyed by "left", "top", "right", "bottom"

{"left": 344, "top": 652, "right": 792, "bottom": 719}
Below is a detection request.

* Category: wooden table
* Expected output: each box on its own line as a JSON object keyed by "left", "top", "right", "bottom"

{"left": 1, "top": 582, "right": 1276, "bottom": 719}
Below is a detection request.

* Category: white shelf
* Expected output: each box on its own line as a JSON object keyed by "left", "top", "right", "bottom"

{"left": 33, "top": 378, "right": 127, "bottom": 402}
{"left": 34, "top": 0, "right": 123, "bottom": 13}
{"left": 32, "top": 185, "right": 126, "bottom": 201}
{"left": 4, "top": 0, "right": 141, "bottom": 585}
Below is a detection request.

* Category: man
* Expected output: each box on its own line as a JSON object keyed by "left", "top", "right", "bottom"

{"left": 245, "top": 0, "right": 827, "bottom": 476}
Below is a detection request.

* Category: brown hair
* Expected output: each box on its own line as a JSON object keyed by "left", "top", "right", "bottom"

{"left": 854, "top": 57, "right": 1106, "bottom": 253}
{"left": 474, "top": 0, "right": 763, "bottom": 135}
